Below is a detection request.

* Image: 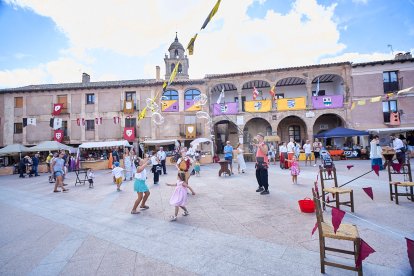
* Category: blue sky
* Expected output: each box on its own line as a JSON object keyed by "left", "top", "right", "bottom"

{"left": 0, "top": 0, "right": 413, "bottom": 88}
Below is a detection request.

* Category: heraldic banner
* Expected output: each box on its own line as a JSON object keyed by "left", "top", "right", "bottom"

{"left": 277, "top": 97, "right": 306, "bottom": 111}
{"left": 184, "top": 100, "right": 202, "bottom": 111}
{"left": 123, "top": 127, "right": 135, "bottom": 142}
{"left": 54, "top": 130, "right": 64, "bottom": 142}
{"left": 312, "top": 95, "right": 343, "bottom": 109}
{"left": 161, "top": 100, "right": 179, "bottom": 112}
{"left": 212, "top": 102, "right": 238, "bottom": 115}
{"left": 123, "top": 100, "right": 134, "bottom": 113}
{"left": 185, "top": 124, "right": 196, "bottom": 139}
{"left": 244, "top": 100, "right": 272, "bottom": 113}
{"left": 52, "top": 103, "right": 63, "bottom": 115}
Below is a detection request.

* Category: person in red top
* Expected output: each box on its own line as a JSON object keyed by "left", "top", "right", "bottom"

{"left": 254, "top": 133, "right": 270, "bottom": 195}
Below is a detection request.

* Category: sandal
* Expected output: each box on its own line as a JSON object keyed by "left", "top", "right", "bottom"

{"left": 183, "top": 211, "right": 189, "bottom": 216}
{"left": 140, "top": 205, "right": 149, "bottom": 209}
{"left": 131, "top": 210, "right": 140, "bottom": 214}
{"left": 170, "top": 215, "right": 177, "bottom": 221}
{"left": 53, "top": 190, "right": 61, "bottom": 193}
{"left": 62, "top": 189, "right": 69, "bottom": 192}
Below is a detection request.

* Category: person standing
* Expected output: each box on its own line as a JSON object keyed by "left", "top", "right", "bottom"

{"left": 254, "top": 133, "right": 269, "bottom": 195}
{"left": 112, "top": 148, "right": 119, "bottom": 164}
{"left": 279, "top": 142, "right": 288, "bottom": 169}
{"left": 286, "top": 138, "right": 295, "bottom": 169}
{"left": 32, "top": 153, "right": 40, "bottom": 176}
{"left": 236, "top": 143, "right": 247, "bottom": 173}
{"left": 224, "top": 141, "right": 234, "bottom": 175}
{"left": 150, "top": 151, "right": 160, "bottom": 184}
{"left": 303, "top": 140, "right": 312, "bottom": 166}
{"left": 157, "top": 147, "right": 167, "bottom": 175}
{"left": 131, "top": 157, "right": 151, "bottom": 214}
{"left": 176, "top": 149, "right": 196, "bottom": 195}
{"left": 390, "top": 133, "right": 405, "bottom": 164}
{"left": 268, "top": 144, "right": 276, "bottom": 165}
{"left": 46, "top": 153, "right": 53, "bottom": 173}
{"left": 123, "top": 148, "right": 132, "bottom": 181}
{"left": 312, "top": 138, "right": 322, "bottom": 166}
{"left": 51, "top": 152, "right": 69, "bottom": 192}
{"left": 370, "top": 135, "right": 383, "bottom": 170}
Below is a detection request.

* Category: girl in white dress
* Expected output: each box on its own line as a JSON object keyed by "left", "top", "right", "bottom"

{"left": 236, "top": 143, "right": 247, "bottom": 173}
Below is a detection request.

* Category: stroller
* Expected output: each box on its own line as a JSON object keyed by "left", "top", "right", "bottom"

{"left": 320, "top": 150, "right": 334, "bottom": 169}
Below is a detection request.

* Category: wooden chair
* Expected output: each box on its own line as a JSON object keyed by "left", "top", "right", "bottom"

{"left": 319, "top": 166, "right": 355, "bottom": 212}
{"left": 218, "top": 160, "right": 231, "bottom": 177}
{"left": 312, "top": 189, "right": 363, "bottom": 275}
{"left": 387, "top": 161, "right": 414, "bottom": 204}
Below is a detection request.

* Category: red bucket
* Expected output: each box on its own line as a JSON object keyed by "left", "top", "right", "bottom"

{"left": 298, "top": 198, "right": 315, "bottom": 213}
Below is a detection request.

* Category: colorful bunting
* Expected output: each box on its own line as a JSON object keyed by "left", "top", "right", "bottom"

{"left": 362, "top": 187, "right": 374, "bottom": 200}
{"left": 138, "top": 107, "right": 147, "bottom": 121}
{"left": 357, "top": 100, "right": 366, "bottom": 105}
{"left": 201, "top": 0, "right": 221, "bottom": 30}
{"left": 372, "top": 165, "right": 380, "bottom": 176}
{"left": 347, "top": 165, "right": 354, "bottom": 170}
{"left": 311, "top": 221, "right": 318, "bottom": 236}
{"left": 356, "top": 239, "right": 375, "bottom": 268}
{"left": 406, "top": 238, "right": 414, "bottom": 270}
{"left": 186, "top": 33, "right": 198, "bottom": 55}
{"left": 163, "top": 62, "right": 181, "bottom": 90}
{"left": 370, "top": 96, "right": 382, "bottom": 102}
{"left": 391, "top": 162, "right": 402, "bottom": 173}
{"left": 351, "top": 102, "right": 356, "bottom": 110}
{"left": 331, "top": 207, "right": 345, "bottom": 234}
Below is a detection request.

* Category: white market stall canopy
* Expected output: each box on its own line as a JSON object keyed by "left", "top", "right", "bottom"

{"left": 79, "top": 140, "right": 132, "bottom": 149}
{"left": 367, "top": 127, "right": 414, "bottom": 134}
{"left": 0, "top": 144, "right": 30, "bottom": 156}
{"left": 190, "top": 138, "right": 212, "bottom": 146}
{"left": 141, "top": 139, "right": 178, "bottom": 146}
{"left": 27, "top": 141, "right": 75, "bottom": 153}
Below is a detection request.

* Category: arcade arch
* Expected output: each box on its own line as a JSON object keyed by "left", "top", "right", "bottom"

{"left": 243, "top": 117, "right": 272, "bottom": 145}
{"left": 277, "top": 116, "right": 307, "bottom": 145}
{"left": 213, "top": 120, "right": 239, "bottom": 154}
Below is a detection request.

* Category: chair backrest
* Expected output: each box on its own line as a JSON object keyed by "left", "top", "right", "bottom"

{"left": 319, "top": 165, "right": 338, "bottom": 189}
{"left": 403, "top": 162, "right": 413, "bottom": 182}
{"left": 312, "top": 188, "right": 324, "bottom": 224}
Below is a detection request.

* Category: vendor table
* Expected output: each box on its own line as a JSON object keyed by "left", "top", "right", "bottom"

{"left": 328, "top": 149, "right": 344, "bottom": 156}
{"left": 218, "top": 160, "right": 231, "bottom": 177}
{"left": 74, "top": 168, "right": 89, "bottom": 186}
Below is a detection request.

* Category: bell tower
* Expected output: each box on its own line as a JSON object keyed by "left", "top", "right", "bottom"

{"left": 164, "top": 33, "right": 189, "bottom": 80}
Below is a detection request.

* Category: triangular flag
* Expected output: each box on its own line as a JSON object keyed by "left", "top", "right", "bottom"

{"left": 186, "top": 33, "right": 198, "bottom": 55}
{"left": 391, "top": 162, "right": 402, "bottom": 173}
{"left": 252, "top": 86, "right": 259, "bottom": 100}
{"left": 269, "top": 85, "right": 275, "bottom": 100}
{"left": 138, "top": 107, "right": 147, "bottom": 121}
{"left": 347, "top": 165, "right": 354, "bottom": 170}
{"left": 331, "top": 207, "right": 345, "bottom": 234}
{"left": 27, "top": 118, "right": 36, "bottom": 126}
{"left": 362, "top": 187, "right": 374, "bottom": 200}
{"left": 356, "top": 239, "right": 375, "bottom": 268}
{"left": 406, "top": 237, "right": 414, "bottom": 270}
{"left": 216, "top": 88, "right": 224, "bottom": 104}
{"left": 351, "top": 102, "right": 356, "bottom": 110}
{"left": 370, "top": 96, "right": 382, "bottom": 103}
{"left": 372, "top": 165, "right": 380, "bottom": 176}
{"left": 311, "top": 221, "right": 318, "bottom": 236}
{"left": 201, "top": 0, "right": 221, "bottom": 30}
{"left": 23, "top": 118, "right": 28, "bottom": 127}
{"left": 357, "top": 100, "right": 366, "bottom": 105}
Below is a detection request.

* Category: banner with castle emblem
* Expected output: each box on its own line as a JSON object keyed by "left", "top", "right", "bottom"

{"left": 244, "top": 100, "right": 272, "bottom": 113}
{"left": 312, "top": 95, "right": 343, "bottom": 109}
{"left": 212, "top": 102, "right": 238, "bottom": 115}
{"left": 161, "top": 100, "right": 179, "bottom": 112}
{"left": 277, "top": 97, "right": 306, "bottom": 111}
{"left": 184, "top": 100, "right": 201, "bottom": 111}
{"left": 54, "top": 130, "right": 64, "bottom": 142}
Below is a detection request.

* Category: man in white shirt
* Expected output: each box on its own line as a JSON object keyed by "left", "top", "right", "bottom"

{"left": 390, "top": 133, "right": 405, "bottom": 164}
{"left": 150, "top": 151, "right": 160, "bottom": 184}
{"left": 303, "top": 140, "right": 312, "bottom": 166}
{"left": 287, "top": 138, "right": 295, "bottom": 153}
{"left": 157, "top": 147, "right": 167, "bottom": 175}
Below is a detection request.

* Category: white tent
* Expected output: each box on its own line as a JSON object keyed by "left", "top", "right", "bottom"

{"left": 79, "top": 140, "right": 132, "bottom": 149}
{"left": 0, "top": 144, "right": 30, "bottom": 156}
{"left": 397, "top": 86, "right": 414, "bottom": 96}
{"left": 190, "top": 138, "right": 214, "bottom": 155}
{"left": 27, "top": 141, "right": 75, "bottom": 153}
{"left": 141, "top": 139, "right": 177, "bottom": 146}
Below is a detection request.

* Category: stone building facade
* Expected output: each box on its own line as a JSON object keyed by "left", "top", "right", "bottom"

{"left": 1, "top": 36, "right": 413, "bottom": 151}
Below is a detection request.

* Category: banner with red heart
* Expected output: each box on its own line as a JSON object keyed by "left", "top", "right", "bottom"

{"left": 123, "top": 127, "right": 135, "bottom": 141}
{"left": 54, "top": 130, "right": 64, "bottom": 142}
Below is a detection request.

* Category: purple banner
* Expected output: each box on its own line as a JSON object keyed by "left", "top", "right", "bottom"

{"left": 312, "top": 95, "right": 343, "bottom": 109}
{"left": 184, "top": 100, "right": 201, "bottom": 111}
{"left": 212, "top": 102, "right": 238, "bottom": 115}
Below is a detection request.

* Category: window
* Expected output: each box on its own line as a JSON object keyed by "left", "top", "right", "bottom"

{"left": 171, "top": 63, "right": 175, "bottom": 73}
{"left": 178, "top": 64, "right": 182, "bottom": 74}
{"left": 86, "top": 120, "right": 95, "bottom": 131}
{"left": 14, "top": 97, "right": 23, "bottom": 108}
{"left": 125, "top": 118, "right": 136, "bottom": 127}
{"left": 382, "top": 100, "right": 397, "bottom": 123}
{"left": 383, "top": 71, "right": 399, "bottom": 93}
{"left": 174, "top": 50, "right": 179, "bottom": 58}
{"left": 86, "top": 93, "right": 95, "bottom": 104}
{"left": 184, "top": 89, "right": 201, "bottom": 100}
{"left": 125, "top": 91, "right": 137, "bottom": 110}
{"left": 163, "top": 90, "right": 179, "bottom": 100}
{"left": 275, "top": 93, "right": 284, "bottom": 99}
{"left": 235, "top": 96, "right": 246, "bottom": 111}
{"left": 57, "top": 95, "right": 68, "bottom": 113}
{"left": 62, "top": 121, "right": 68, "bottom": 137}
{"left": 312, "top": 90, "right": 325, "bottom": 96}
{"left": 14, "top": 123, "right": 23, "bottom": 134}
{"left": 288, "top": 125, "right": 301, "bottom": 142}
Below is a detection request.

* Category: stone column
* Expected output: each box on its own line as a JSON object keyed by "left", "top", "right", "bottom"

{"left": 94, "top": 92, "right": 99, "bottom": 141}
{"left": 80, "top": 92, "right": 86, "bottom": 141}
{"left": 306, "top": 78, "right": 313, "bottom": 109}
{"left": 237, "top": 87, "right": 242, "bottom": 112}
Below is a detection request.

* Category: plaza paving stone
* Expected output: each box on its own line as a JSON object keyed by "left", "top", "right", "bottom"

{"left": 0, "top": 159, "right": 413, "bottom": 275}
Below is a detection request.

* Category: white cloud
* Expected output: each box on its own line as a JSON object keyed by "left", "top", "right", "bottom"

{"left": 1, "top": 0, "right": 396, "bottom": 88}
{"left": 352, "top": 0, "right": 369, "bottom": 4}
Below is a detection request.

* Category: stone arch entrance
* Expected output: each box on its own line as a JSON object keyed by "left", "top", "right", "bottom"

{"left": 313, "top": 113, "right": 345, "bottom": 147}
{"left": 213, "top": 120, "right": 239, "bottom": 154}
{"left": 243, "top": 118, "right": 272, "bottom": 145}
{"left": 277, "top": 116, "right": 307, "bottom": 145}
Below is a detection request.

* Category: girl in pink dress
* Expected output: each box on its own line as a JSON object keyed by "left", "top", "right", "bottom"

{"left": 288, "top": 156, "right": 300, "bottom": 184}
{"left": 166, "top": 172, "right": 189, "bottom": 221}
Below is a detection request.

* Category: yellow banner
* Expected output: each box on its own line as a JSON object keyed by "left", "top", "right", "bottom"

{"left": 370, "top": 96, "right": 381, "bottom": 103}
{"left": 244, "top": 100, "right": 272, "bottom": 113}
{"left": 357, "top": 100, "right": 366, "bottom": 105}
{"left": 276, "top": 97, "right": 306, "bottom": 111}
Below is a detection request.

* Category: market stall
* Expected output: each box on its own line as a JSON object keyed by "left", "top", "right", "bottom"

{"left": 0, "top": 144, "right": 30, "bottom": 175}
{"left": 141, "top": 140, "right": 178, "bottom": 165}
{"left": 190, "top": 138, "right": 214, "bottom": 164}
{"left": 78, "top": 140, "right": 132, "bottom": 170}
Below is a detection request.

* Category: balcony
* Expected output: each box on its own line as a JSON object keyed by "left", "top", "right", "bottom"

{"left": 276, "top": 97, "right": 306, "bottom": 111}
{"left": 312, "top": 95, "right": 344, "bottom": 109}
